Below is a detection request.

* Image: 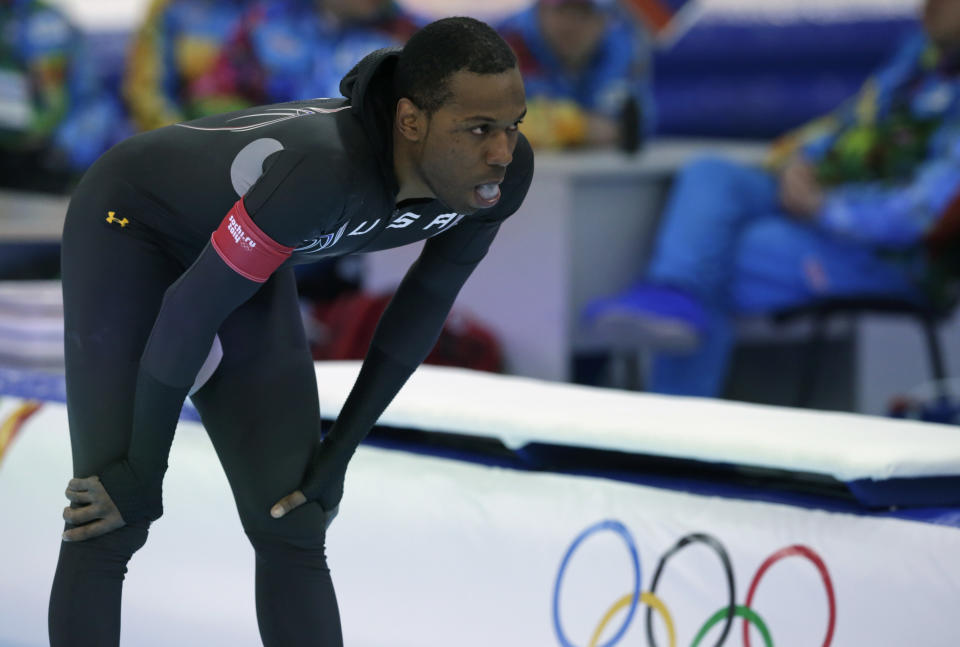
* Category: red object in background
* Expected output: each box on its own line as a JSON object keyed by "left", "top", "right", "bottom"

{"left": 308, "top": 292, "right": 504, "bottom": 373}
{"left": 0, "top": 401, "right": 43, "bottom": 468}
{"left": 619, "top": 0, "right": 698, "bottom": 42}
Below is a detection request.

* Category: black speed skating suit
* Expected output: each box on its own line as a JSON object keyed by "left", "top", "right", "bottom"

{"left": 49, "top": 47, "right": 533, "bottom": 647}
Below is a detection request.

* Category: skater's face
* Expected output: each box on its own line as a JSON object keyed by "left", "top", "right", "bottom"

{"left": 398, "top": 67, "right": 526, "bottom": 214}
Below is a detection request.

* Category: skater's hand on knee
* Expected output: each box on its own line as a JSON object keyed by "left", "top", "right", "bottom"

{"left": 270, "top": 490, "right": 307, "bottom": 519}
{"left": 271, "top": 443, "right": 347, "bottom": 526}
{"left": 271, "top": 490, "right": 339, "bottom": 530}
{"left": 61, "top": 476, "right": 126, "bottom": 541}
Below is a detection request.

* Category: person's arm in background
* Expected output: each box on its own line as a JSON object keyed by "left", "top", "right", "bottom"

{"left": 766, "top": 30, "right": 930, "bottom": 171}
{"left": 812, "top": 134, "right": 960, "bottom": 248}
{"left": 771, "top": 30, "right": 960, "bottom": 247}
{"left": 123, "top": 0, "right": 185, "bottom": 131}
{"left": 772, "top": 31, "right": 936, "bottom": 227}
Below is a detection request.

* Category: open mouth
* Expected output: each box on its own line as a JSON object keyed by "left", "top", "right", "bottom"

{"left": 475, "top": 182, "right": 502, "bottom": 207}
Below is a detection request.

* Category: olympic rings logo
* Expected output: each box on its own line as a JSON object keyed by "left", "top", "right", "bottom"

{"left": 552, "top": 520, "right": 836, "bottom": 647}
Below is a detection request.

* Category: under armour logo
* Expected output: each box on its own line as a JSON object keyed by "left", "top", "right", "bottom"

{"left": 105, "top": 212, "right": 129, "bottom": 228}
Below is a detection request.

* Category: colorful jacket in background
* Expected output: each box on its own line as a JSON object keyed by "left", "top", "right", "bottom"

{"left": 124, "top": 0, "right": 252, "bottom": 132}
{"left": 497, "top": 4, "right": 654, "bottom": 149}
{"left": 0, "top": 0, "right": 125, "bottom": 170}
{"left": 197, "top": 0, "right": 418, "bottom": 108}
{"left": 768, "top": 31, "right": 960, "bottom": 250}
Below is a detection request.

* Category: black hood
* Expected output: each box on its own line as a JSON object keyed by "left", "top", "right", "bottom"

{"left": 340, "top": 47, "right": 402, "bottom": 196}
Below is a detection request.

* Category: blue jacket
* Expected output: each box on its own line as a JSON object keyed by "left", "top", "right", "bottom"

{"left": 773, "top": 31, "right": 960, "bottom": 248}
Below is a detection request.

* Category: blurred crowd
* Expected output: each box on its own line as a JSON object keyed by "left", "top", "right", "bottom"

{"left": 0, "top": 0, "right": 129, "bottom": 192}
{"left": 3, "top": 0, "right": 960, "bottom": 406}
{"left": 0, "top": 0, "right": 654, "bottom": 193}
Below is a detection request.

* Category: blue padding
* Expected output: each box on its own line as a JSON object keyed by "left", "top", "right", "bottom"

{"left": 364, "top": 426, "right": 960, "bottom": 529}
{"left": 846, "top": 476, "right": 960, "bottom": 508}
{"left": 652, "top": 18, "right": 919, "bottom": 137}
{"left": 654, "top": 72, "right": 864, "bottom": 137}
{"left": 517, "top": 441, "right": 960, "bottom": 517}
{"left": 655, "top": 19, "right": 918, "bottom": 76}
{"left": 0, "top": 367, "right": 67, "bottom": 402}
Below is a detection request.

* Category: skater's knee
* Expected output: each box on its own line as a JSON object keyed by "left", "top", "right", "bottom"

{"left": 246, "top": 528, "right": 329, "bottom": 571}
{"left": 58, "top": 520, "right": 149, "bottom": 568}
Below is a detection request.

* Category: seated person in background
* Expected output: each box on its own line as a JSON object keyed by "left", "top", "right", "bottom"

{"left": 198, "top": 0, "right": 418, "bottom": 106}
{"left": 583, "top": 0, "right": 960, "bottom": 398}
{"left": 0, "top": 0, "right": 126, "bottom": 192}
{"left": 498, "top": 0, "right": 654, "bottom": 150}
{"left": 124, "top": 0, "right": 253, "bottom": 132}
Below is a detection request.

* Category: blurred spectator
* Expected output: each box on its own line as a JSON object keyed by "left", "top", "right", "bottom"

{"left": 584, "top": 0, "right": 960, "bottom": 398}
{"left": 498, "top": 0, "right": 653, "bottom": 150}
{"left": 198, "top": 0, "right": 418, "bottom": 106}
{"left": 123, "top": 0, "right": 253, "bottom": 132}
{"left": 0, "top": 0, "right": 126, "bottom": 193}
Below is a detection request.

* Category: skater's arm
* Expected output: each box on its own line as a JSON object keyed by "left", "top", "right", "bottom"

{"left": 271, "top": 136, "right": 534, "bottom": 520}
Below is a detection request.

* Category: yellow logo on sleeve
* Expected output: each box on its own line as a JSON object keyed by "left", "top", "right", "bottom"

{"left": 105, "top": 211, "right": 129, "bottom": 228}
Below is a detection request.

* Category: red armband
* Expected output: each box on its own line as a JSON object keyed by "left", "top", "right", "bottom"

{"left": 210, "top": 199, "right": 294, "bottom": 283}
